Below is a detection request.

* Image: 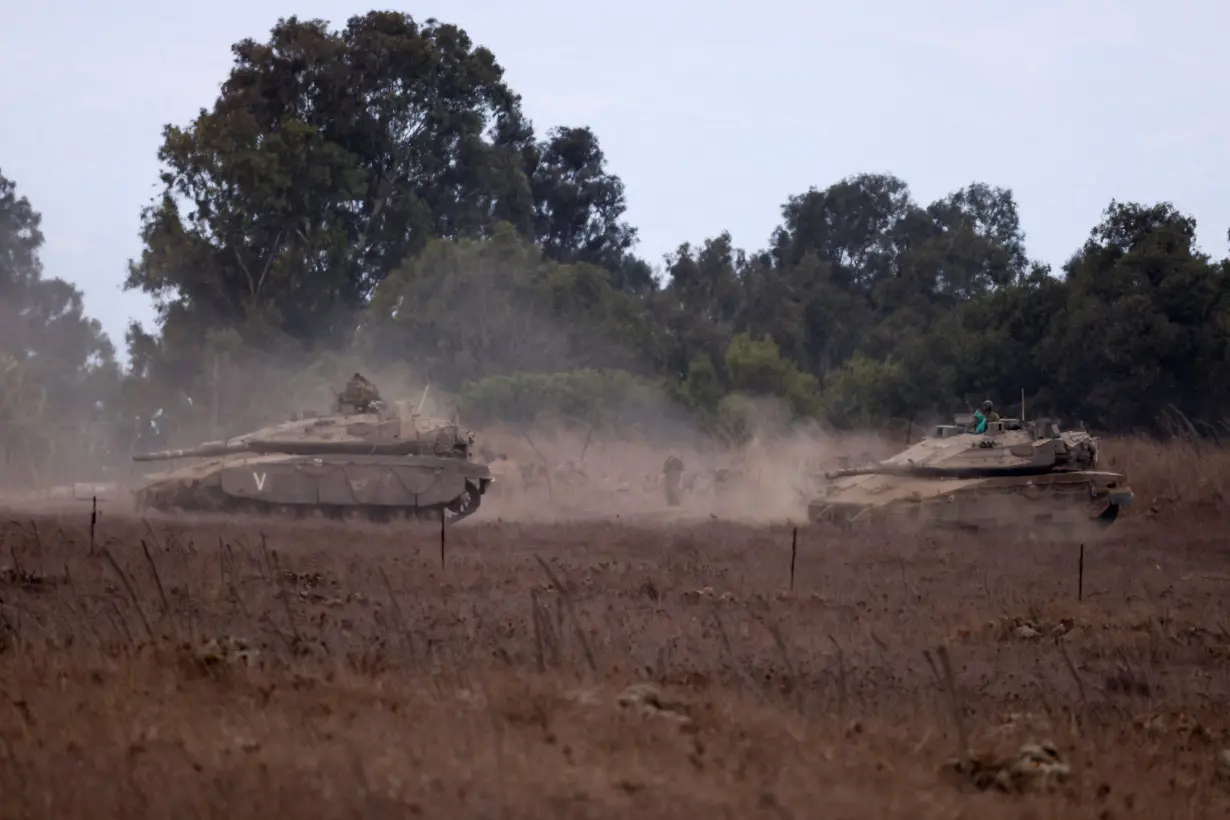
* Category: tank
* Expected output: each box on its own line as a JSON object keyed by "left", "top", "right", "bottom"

{"left": 131, "top": 375, "right": 492, "bottom": 523}
{"left": 807, "top": 414, "right": 1134, "bottom": 536}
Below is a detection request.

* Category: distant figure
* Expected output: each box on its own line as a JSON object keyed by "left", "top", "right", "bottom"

{"left": 663, "top": 454, "right": 685, "bottom": 506}
{"left": 340, "top": 372, "right": 381, "bottom": 412}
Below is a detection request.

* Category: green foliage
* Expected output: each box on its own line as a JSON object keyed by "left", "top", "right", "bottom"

{"left": 457, "top": 368, "right": 668, "bottom": 430}
{"left": 1038, "top": 202, "right": 1230, "bottom": 429}
{"left": 724, "top": 333, "right": 821, "bottom": 416}
{"left": 820, "top": 353, "right": 907, "bottom": 428}
{"left": 528, "top": 126, "right": 647, "bottom": 290}
{"left": 681, "top": 352, "right": 723, "bottom": 414}
{"left": 362, "top": 223, "right": 652, "bottom": 388}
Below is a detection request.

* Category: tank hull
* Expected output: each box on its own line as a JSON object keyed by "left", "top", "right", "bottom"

{"left": 808, "top": 468, "right": 1133, "bottom": 535}
{"left": 134, "top": 452, "right": 492, "bottom": 523}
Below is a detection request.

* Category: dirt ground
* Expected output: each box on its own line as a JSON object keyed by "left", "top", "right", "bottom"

{"left": 0, "top": 480, "right": 1228, "bottom": 819}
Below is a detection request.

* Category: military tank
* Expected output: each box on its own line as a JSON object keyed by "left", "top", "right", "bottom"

{"left": 131, "top": 375, "right": 491, "bottom": 523}
{"left": 808, "top": 414, "right": 1134, "bottom": 535}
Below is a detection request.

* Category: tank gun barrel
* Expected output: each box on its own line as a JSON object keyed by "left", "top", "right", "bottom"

{"left": 133, "top": 441, "right": 251, "bottom": 461}
{"left": 824, "top": 465, "right": 895, "bottom": 479}
{"left": 823, "top": 463, "right": 949, "bottom": 479}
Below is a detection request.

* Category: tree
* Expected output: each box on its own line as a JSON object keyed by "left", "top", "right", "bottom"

{"left": 724, "top": 332, "right": 821, "bottom": 416}
{"left": 821, "top": 353, "right": 907, "bottom": 428}
{"left": 0, "top": 170, "right": 119, "bottom": 483}
{"left": 527, "top": 126, "right": 650, "bottom": 291}
{"left": 126, "top": 12, "right": 537, "bottom": 363}
{"left": 920, "top": 182, "right": 1029, "bottom": 300}
{"left": 770, "top": 172, "right": 915, "bottom": 295}
{"left": 361, "top": 223, "right": 653, "bottom": 387}
{"left": 650, "top": 232, "right": 746, "bottom": 382}
{"left": 123, "top": 11, "right": 662, "bottom": 429}
{"left": 1038, "top": 201, "right": 1230, "bottom": 429}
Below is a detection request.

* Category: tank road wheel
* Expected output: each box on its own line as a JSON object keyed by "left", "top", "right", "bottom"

{"left": 365, "top": 506, "right": 394, "bottom": 524}
{"left": 411, "top": 507, "right": 440, "bottom": 524}
{"left": 271, "top": 503, "right": 311, "bottom": 520}
{"left": 1024, "top": 483, "right": 1127, "bottom": 540}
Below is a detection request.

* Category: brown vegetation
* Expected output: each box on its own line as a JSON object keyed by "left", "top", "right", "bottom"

{"left": 0, "top": 434, "right": 1228, "bottom": 818}
{"left": 1103, "top": 436, "right": 1230, "bottom": 524}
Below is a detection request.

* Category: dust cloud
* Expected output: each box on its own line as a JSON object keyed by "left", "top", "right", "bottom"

{"left": 472, "top": 397, "right": 898, "bottom": 526}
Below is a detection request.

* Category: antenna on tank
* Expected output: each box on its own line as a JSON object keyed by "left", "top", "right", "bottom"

{"left": 1020, "top": 388, "right": 1026, "bottom": 422}
{"left": 417, "top": 384, "right": 431, "bottom": 415}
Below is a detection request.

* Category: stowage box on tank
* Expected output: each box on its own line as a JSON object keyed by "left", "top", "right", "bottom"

{"left": 131, "top": 375, "right": 492, "bottom": 523}
{"left": 807, "top": 414, "right": 1134, "bottom": 536}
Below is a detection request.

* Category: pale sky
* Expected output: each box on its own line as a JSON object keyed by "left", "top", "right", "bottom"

{"left": 2, "top": 1, "right": 1228, "bottom": 364}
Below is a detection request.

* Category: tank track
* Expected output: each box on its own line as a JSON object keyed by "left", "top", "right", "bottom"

{"left": 134, "top": 479, "right": 485, "bottom": 525}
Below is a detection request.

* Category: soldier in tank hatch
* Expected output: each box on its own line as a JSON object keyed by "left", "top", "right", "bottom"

{"left": 339, "top": 372, "right": 381, "bottom": 412}
{"left": 973, "top": 400, "right": 1000, "bottom": 434}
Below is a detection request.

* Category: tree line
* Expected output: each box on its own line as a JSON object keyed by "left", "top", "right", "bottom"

{"left": 3, "top": 11, "right": 1229, "bottom": 482}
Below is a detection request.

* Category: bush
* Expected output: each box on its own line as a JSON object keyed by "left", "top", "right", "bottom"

{"left": 457, "top": 368, "right": 677, "bottom": 431}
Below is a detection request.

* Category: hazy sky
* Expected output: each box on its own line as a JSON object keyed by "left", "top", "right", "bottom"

{"left": 2, "top": 1, "right": 1228, "bottom": 363}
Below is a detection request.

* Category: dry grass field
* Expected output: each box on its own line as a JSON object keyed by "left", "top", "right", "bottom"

{"left": 0, "top": 433, "right": 1228, "bottom": 818}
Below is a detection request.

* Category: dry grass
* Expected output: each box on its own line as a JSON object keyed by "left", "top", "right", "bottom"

{"left": 1103, "top": 435, "right": 1230, "bottom": 522}
{"left": 1, "top": 434, "right": 1229, "bottom": 818}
